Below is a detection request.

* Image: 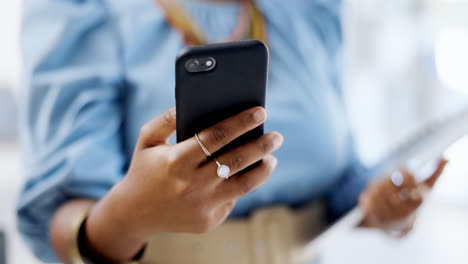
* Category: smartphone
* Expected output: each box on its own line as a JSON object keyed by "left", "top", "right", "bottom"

{"left": 175, "top": 40, "right": 269, "bottom": 158}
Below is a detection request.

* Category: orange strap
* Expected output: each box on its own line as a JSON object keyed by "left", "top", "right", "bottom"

{"left": 156, "top": 0, "right": 267, "bottom": 46}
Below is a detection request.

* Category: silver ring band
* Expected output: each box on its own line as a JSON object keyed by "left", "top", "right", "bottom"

{"left": 195, "top": 133, "right": 231, "bottom": 179}
{"left": 195, "top": 133, "right": 212, "bottom": 157}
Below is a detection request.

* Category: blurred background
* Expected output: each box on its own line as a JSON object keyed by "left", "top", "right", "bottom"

{"left": 1, "top": 0, "right": 468, "bottom": 263}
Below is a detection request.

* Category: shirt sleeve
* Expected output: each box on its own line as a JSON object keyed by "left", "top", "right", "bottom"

{"left": 16, "top": 0, "right": 126, "bottom": 262}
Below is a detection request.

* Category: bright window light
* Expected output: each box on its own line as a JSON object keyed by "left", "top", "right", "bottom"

{"left": 435, "top": 28, "right": 468, "bottom": 93}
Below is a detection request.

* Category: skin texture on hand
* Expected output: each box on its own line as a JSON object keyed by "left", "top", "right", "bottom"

{"left": 49, "top": 106, "right": 283, "bottom": 263}
{"left": 359, "top": 159, "right": 448, "bottom": 235}
{"left": 50, "top": 200, "right": 96, "bottom": 264}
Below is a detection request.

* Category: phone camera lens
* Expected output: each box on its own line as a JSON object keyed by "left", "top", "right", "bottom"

{"left": 185, "top": 58, "right": 215, "bottom": 72}
{"left": 186, "top": 59, "right": 200, "bottom": 72}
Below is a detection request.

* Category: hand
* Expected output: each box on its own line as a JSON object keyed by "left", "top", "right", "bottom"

{"left": 85, "top": 106, "right": 283, "bottom": 261}
{"left": 359, "top": 159, "right": 448, "bottom": 236}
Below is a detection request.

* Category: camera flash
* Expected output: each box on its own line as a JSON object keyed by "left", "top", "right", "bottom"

{"left": 206, "top": 60, "right": 213, "bottom": 67}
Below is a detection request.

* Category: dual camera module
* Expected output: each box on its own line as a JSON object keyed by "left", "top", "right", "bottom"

{"left": 185, "top": 57, "right": 216, "bottom": 73}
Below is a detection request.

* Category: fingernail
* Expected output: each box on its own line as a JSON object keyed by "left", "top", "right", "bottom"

{"left": 253, "top": 108, "right": 266, "bottom": 123}
{"left": 271, "top": 133, "right": 284, "bottom": 150}
{"left": 391, "top": 171, "right": 404, "bottom": 187}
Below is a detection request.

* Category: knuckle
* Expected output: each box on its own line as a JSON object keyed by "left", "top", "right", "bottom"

{"left": 229, "top": 154, "right": 244, "bottom": 170}
{"left": 238, "top": 178, "right": 255, "bottom": 196}
{"left": 265, "top": 158, "right": 277, "bottom": 172}
{"left": 166, "top": 149, "right": 185, "bottom": 171}
{"left": 162, "top": 108, "right": 176, "bottom": 126}
{"left": 261, "top": 138, "right": 274, "bottom": 153}
{"left": 194, "top": 210, "right": 214, "bottom": 233}
{"left": 220, "top": 203, "right": 235, "bottom": 220}
{"left": 260, "top": 158, "right": 276, "bottom": 176}
{"left": 224, "top": 201, "right": 237, "bottom": 214}
{"left": 209, "top": 125, "right": 229, "bottom": 147}
{"left": 181, "top": 184, "right": 197, "bottom": 199}
{"left": 139, "top": 124, "right": 151, "bottom": 139}
{"left": 244, "top": 110, "right": 258, "bottom": 126}
{"left": 226, "top": 200, "right": 236, "bottom": 210}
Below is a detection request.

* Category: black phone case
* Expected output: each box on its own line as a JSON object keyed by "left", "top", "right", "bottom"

{"left": 176, "top": 40, "right": 269, "bottom": 158}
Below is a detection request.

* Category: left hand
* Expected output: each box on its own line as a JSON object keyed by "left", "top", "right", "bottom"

{"left": 358, "top": 159, "right": 448, "bottom": 237}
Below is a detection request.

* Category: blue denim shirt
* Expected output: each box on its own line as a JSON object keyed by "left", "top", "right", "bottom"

{"left": 17, "top": 0, "right": 368, "bottom": 261}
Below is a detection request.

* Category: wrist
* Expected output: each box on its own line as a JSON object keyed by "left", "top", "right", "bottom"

{"left": 85, "top": 179, "right": 149, "bottom": 262}
{"left": 79, "top": 217, "right": 146, "bottom": 264}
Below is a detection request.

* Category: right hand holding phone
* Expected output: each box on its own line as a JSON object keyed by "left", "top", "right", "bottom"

{"left": 86, "top": 106, "right": 283, "bottom": 258}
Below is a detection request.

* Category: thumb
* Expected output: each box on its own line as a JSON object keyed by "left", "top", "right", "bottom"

{"left": 137, "top": 107, "right": 176, "bottom": 148}
{"left": 423, "top": 158, "right": 448, "bottom": 188}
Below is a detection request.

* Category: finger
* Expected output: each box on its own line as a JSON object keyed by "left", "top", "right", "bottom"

{"left": 368, "top": 189, "right": 414, "bottom": 225}
{"left": 358, "top": 184, "right": 372, "bottom": 213}
{"left": 387, "top": 171, "right": 415, "bottom": 201}
{"left": 200, "top": 132, "right": 283, "bottom": 182}
{"left": 396, "top": 216, "right": 416, "bottom": 238}
{"left": 370, "top": 186, "right": 396, "bottom": 223}
{"left": 359, "top": 179, "right": 381, "bottom": 211}
{"left": 365, "top": 172, "right": 417, "bottom": 224}
{"left": 358, "top": 183, "right": 389, "bottom": 228}
{"left": 137, "top": 107, "right": 177, "bottom": 149}
{"left": 399, "top": 169, "right": 418, "bottom": 186}
{"left": 212, "top": 200, "right": 237, "bottom": 227}
{"left": 360, "top": 188, "right": 389, "bottom": 228}
{"left": 216, "top": 155, "right": 277, "bottom": 201}
{"left": 424, "top": 158, "right": 448, "bottom": 188}
{"left": 384, "top": 170, "right": 423, "bottom": 220}
{"left": 397, "top": 169, "right": 422, "bottom": 203}
{"left": 384, "top": 187, "right": 422, "bottom": 221}
{"left": 179, "top": 107, "right": 267, "bottom": 163}
{"left": 392, "top": 199, "right": 421, "bottom": 220}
